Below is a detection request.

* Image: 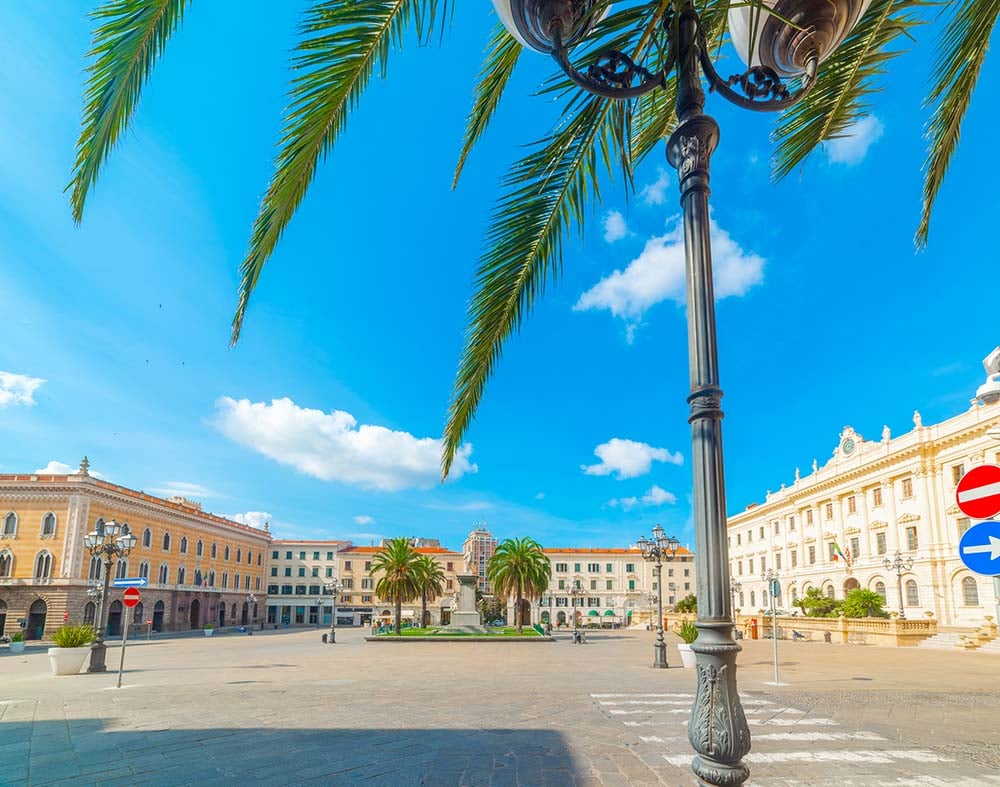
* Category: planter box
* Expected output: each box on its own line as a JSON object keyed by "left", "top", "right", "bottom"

{"left": 9, "top": 641, "right": 26, "bottom": 654}
{"left": 204, "top": 629, "right": 214, "bottom": 637}
{"left": 678, "top": 642, "right": 697, "bottom": 668}
{"left": 48, "top": 646, "right": 91, "bottom": 675}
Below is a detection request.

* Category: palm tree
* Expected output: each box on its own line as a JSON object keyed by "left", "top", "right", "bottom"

{"left": 70, "top": 2, "right": 996, "bottom": 469}
{"left": 486, "top": 537, "right": 551, "bottom": 634}
{"left": 413, "top": 553, "right": 446, "bottom": 628}
{"left": 370, "top": 538, "right": 421, "bottom": 635}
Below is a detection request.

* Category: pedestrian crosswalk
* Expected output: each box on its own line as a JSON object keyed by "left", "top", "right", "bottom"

{"left": 591, "top": 692, "right": 1000, "bottom": 786}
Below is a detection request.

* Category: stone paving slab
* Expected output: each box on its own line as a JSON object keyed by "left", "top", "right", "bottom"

{"left": 2, "top": 628, "right": 1000, "bottom": 785}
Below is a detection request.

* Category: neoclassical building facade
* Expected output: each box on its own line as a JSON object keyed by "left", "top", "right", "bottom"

{"left": 0, "top": 462, "right": 271, "bottom": 639}
{"left": 727, "top": 361, "right": 1000, "bottom": 628}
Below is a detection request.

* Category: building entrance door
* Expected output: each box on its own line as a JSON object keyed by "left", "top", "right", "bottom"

{"left": 26, "top": 599, "right": 46, "bottom": 640}
{"left": 241, "top": 603, "right": 249, "bottom": 625}
{"left": 219, "top": 604, "right": 226, "bottom": 626}
{"left": 107, "top": 600, "right": 123, "bottom": 636}
{"left": 189, "top": 598, "right": 201, "bottom": 629}
{"left": 153, "top": 601, "right": 164, "bottom": 632}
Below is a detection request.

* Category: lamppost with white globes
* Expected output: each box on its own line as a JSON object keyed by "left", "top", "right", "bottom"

{"left": 883, "top": 550, "right": 914, "bottom": 619}
{"left": 493, "top": 0, "right": 870, "bottom": 780}
{"left": 83, "top": 519, "right": 136, "bottom": 673}
{"left": 324, "top": 578, "right": 341, "bottom": 643}
{"left": 636, "top": 524, "right": 680, "bottom": 669}
{"left": 569, "top": 578, "right": 585, "bottom": 641}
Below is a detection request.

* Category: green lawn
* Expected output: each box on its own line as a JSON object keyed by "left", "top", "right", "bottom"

{"left": 374, "top": 626, "right": 540, "bottom": 638}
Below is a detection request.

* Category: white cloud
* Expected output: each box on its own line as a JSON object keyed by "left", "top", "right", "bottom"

{"left": 34, "top": 460, "right": 106, "bottom": 480}
{"left": 0, "top": 371, "right": 45, "bottom": 408}
{"left": 353, "top": 515, "right": 375, "bottom": 525}
{"left": 535, "top": 492, "right": 545, "bottom": 500}
{"left": 603, "top": 210, "right": 629, "bottom": 243}
{"left": 574, "top": 218, "right": 764, "bottom": 340}
{"left": 640, "top": 169, "right": 671, "bottom": 206}
{"left": 214, "top": 397, "right": 477, "bottom": 492}
{"left": 826, "top": 116, "right": 884, "bottom": 165}
{"left": 226, "top": 511, "right": 272, "bottom": 529}
{"left": 149, "top": 482, "right": 220, "bottom": 499}
{"left": 582, "top": 438, "right": 683, "bottom": 480}
{"left": 609, "top": 484, "right": 678, "bottom": 511}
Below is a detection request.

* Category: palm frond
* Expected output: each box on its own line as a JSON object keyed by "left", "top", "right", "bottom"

{"left": 69, "top": 0, "right": 190, "bottom": 223}
{"left": 452, "top": 23, "right": 521, "bottom": 189}
{"left": 231, "top": 0, "right": 449, "bottom": 345}
{"left": 770, "top": 0, "right": 928, "bottom": 181}
{"left": 916, "top": 0, "right": 999, "bottom": 247}
{"left": 442, "top": 4, "right": 670, "bottom": 478}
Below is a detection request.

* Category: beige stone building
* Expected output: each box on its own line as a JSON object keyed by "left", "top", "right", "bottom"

{"left": 0, "top": 461, "right": 271, "bottom": 639}
{"left": 264, "top": 539, "right": 351, "bottom": 627}
{"left": 726, "top": 353, "right": 1000, "bottom": 628}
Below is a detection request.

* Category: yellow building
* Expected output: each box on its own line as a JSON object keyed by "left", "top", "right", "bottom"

{"left": 0, "top": 460, "right": 271, "bottom": 639}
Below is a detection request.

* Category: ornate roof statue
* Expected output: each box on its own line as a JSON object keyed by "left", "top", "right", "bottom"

{"left": 78, "top": 456, "right": 90, "bottom": 476}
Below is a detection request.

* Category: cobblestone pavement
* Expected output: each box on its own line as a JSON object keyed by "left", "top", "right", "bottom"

{"left": 2, "top": 627, "right": 999, "bottom": 786}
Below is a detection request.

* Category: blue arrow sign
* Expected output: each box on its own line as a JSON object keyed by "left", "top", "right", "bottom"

{"left": 112, "top": 577, "right": 148, "bottom": 588}
{"left": 959, "top": 520, "right": 1000, "bottom": 576}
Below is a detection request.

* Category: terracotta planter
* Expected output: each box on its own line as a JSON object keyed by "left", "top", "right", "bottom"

{"left": 48, "top": 646, "right": 90, "bottom": 675}
{"left": 9, "top": 640, "right": 25, "bottom": 654}
{"left": 678, "top": 642, "right": 697, "bottom": 668}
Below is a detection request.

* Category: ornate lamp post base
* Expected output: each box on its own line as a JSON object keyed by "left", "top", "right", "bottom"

{"left": 653, "top": 635, "right": 668, "bottom": 669}
{"left": 87, "top": 641, "right": 108, "bottom": 673}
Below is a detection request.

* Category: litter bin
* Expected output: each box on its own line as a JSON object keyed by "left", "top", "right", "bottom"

{"left": 322, "top": 633, "right": 328, "bottom": 643}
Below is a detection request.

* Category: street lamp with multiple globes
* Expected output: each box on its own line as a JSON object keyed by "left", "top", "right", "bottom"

{"left": 883, "top": 550, "right": 914, "bottom": 619}
{"left": 83, "top": 519, "right": 136, "bottom": 673}
{"left": 636, "top": 525, "right": 680, "bottom": 669}
{"left": 729, "top": 577, "right": 742, "bottom": 638}
{"left": 324, "top": 578, "right": 341, "bottom": 643}
{"left": 569, "top": 578, "right": 585, "bottom": 639}
{"left": 493, "top": 0, "right": 870, "bottom": 781}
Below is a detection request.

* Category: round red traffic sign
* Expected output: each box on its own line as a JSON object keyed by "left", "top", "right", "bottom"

{"left": 956, "top": 464, "right": 1000, "bottom": 519}
{"left": 123, "top": 587, "right": 141, "bottom": 608}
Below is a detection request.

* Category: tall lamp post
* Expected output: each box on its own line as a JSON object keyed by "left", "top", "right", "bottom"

{"left": 324, "top": 578, "right": 341, "bottom": 643}
{"left": 761, "top": 568, "right": 780, "bottom": 685}
{"left": 494, "top": 1, "right": 868, "bottom": 781}
{"left": 83, "top": 520, "right": 136, "bottom": 673}
{"left": 570, "top": 579, "right": 585, "bottom": 640}
{"left": 883, "top": 551, "right": 914, "bottom": 619}
{"left": 637, "top": 524, "right": 681, "bottom": 669}
{"left": 646, "top": 591, "right": 657, "bottom": 630}
{"left": 729, "top": 577, "right": 742, "bottom": 638}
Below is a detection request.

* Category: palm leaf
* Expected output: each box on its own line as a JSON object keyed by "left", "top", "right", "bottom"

{"left": 231, "top": 0, "right": 448, "bottom": 345}
{"left": 770, "top": 0, "right": 928, "bottom": 181}
{"left": 916, "top": 0, "right": 999, "bottom": 247}
{"left": 69, "top": 0, "right": 190, "bottom": 223}
{"left": 452, "top": 23, "right": 522, "bottom": 188}
{"left": 441, "top": 4, "right": 671, "bottom": 478}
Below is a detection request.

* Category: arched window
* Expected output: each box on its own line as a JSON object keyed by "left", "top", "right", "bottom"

{"left": 763, "top": 589, "right": 769, "bottom": 606}
{"left": 738, "top": 591, "right": 745, "bottom": 607}
{"left": 88, "top": 554, "right": 103, "bottom": 580}
{"left": 94, "top": 517, "right": 105, "bottom": 535}
{"left": 162, "top": 532, "right": 171, "bottom": 551}
{"left": 133, "top": 602, "right": 144, "bottom": 625}
{"left": 194, "top": 569, "right": 203, "bottom": 587}
{"left": 138, "top": 560, "right": 150, "bottom": 580}
{"left": 963, "top": 576, "right": 980, "bottom": 606}
{"left": 142, "top": 528, "right": 152, "bottom": 548}
{"left": 825, "top": 585, "right": 835, "bottom": 600}
{"left": 224, "top": 546, "right": 231, "bottom": 561}
{"left": 34, "top": 550, "right": 53, "bottom": 579}
{"left": 208, "top": 570, "right": 216, "bottom": 587}
{"left": 790, "top": 586, "right": 798, "bottom": 602}
{"left": 257, "top": 552, "right": 262, "bottom": 566}
{"left": 115, "top": 559, "right": 128, "bottom": 580}
{"left": 179, "top": 536, "right": 188, "bottom": 554}
{"left": 0, "top": 549, "right": 13, "bottom": 577}
{"left": 255, "top": 575, "right": 261, "bottom": 590}
{"left": 749, "top": 590, "right": 755, "bottom": 607}
{"left": 83, "top": 602, "right": 96, "bottom": 625}
{"left": 221, "top": 572, "right": 229, "bottom": 588}
{"left": 40, "top": 512, "right": 56, "bottom": 537}
{"left": 905, "top": 580, "right": 919, "bottom": 607}
{"left": 120, "top": 522, "right": 131, "bottom": 535}
{"left": 196, "top": 540, "right": 203, "bottom": 557}
{"left": 177, "top": 566, "right": 186, "bottom": 585}
{"left": 245, "top": 574, "right": 251, "bottom": 590}
{"left": 246, "top": 549, "right": 252, "bottom": 565}
{"left": 158, "top": 563, "right": 169, "bottom": 584}
{"left": 2, "top": 512, "right": 18, "bottom": 536}
{"left": 236, "top": 548, "right": 242, "bottom": 564}
{"left": 234, "top": 573, "right": 241, "bottom": 590}
{"left": 875, "top": 581, "right": 887, "bottom": 601}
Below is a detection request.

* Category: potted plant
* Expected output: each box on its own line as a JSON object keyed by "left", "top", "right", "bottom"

{"left": 9, "top": 631, "right": 26, "bottom": 654}
{"left": 203, "top": 623, "right": 215, "bottom": 637}
{"left": 676, "top": 620, "right": 698, "bottom": 668}
{"left": 48, "top": 625, "right": 95, "bottom": 675}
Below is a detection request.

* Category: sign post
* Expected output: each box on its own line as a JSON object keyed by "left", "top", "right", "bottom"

{"left": 118, "top": 587, "right": 140, "bottom": 688}
{"left": 769, "top": 579, "right": 780, "bottom": 686}
{"left": 146, "top": 618, "right": 152, "bottom": 641}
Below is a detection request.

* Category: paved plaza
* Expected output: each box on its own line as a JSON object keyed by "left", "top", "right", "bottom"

{"left": 2, "top": 627, "right": 1000, "bottom": 786}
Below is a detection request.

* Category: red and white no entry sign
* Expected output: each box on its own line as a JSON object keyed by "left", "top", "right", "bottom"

{"left": 956, "top": 464, "right": 1000, "bottom": 519}
{"left": 123, "top": 587, "right": 141, "bottom": 608}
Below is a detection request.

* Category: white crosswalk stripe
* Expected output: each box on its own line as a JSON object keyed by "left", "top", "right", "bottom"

{"left": 592, "top": 691, "right": 991, "bottom": 785}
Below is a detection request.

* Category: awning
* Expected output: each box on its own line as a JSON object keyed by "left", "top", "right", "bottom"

{"left": 588, "top": 610, "right": 599, "bottom": 616}
{"left": 604, "top": 610, "right": 615, "bottom": 616}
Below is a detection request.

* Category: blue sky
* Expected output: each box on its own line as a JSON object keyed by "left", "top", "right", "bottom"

{"left": 1, "top": 3, "right": 998, "bottom": 551}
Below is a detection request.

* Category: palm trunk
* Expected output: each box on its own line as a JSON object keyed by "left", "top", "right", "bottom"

{"left": 516, "top": 588, "right": 523, "bottom": 634}
{"left": 421, "top": 591, "right": 427, "bottom": 628}
{"left": 395, "top": 595, "right": 402, "bottom": 635}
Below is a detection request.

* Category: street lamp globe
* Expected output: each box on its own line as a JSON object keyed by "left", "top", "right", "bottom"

{"left": 117, "top": 533, "right": 137, "bottom": 552}
{"left": 492, "top": 0, "right": 607, "bottom": 53}
{"left": 728, "top": 0, "right": 873, "bottom": 77}
{"left": 104, "top": 519, "right": 122, "bottom": 538}
{"left": 84, "top": 532, "right": 99, "bottom": 549}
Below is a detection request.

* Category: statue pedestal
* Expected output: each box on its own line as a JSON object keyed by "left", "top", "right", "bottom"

{"left": 447, "top": 574, "right": 485, "bottom": 632}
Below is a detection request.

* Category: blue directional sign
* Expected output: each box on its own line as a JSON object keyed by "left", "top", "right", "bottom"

{"left": 769, "top": 579, "right": 781, "bottom": 599}
{"left": 959, "top": 520, "right": 1000, "bottom": 576}
{"left": 112, "top": 577, "right": 148, "bottom": 588}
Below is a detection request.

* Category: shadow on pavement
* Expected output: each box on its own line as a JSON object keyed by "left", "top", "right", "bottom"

{"left": 1, "top": 720, "right": 582, "bottom": 786}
